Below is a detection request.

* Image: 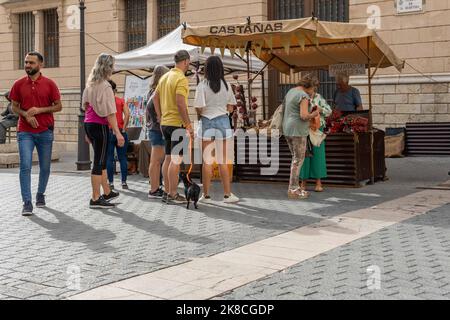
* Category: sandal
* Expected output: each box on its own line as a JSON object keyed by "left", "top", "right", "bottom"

{"left": 315, "top": 186, "right": 324, "bottom": 192}
{"left": 288, "top": 188, "right": 310, "bottom": 199}
{"left": 300, "top": 181, "right": 307, "bottom": 191}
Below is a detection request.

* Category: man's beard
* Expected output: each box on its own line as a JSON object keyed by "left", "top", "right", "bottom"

{"left": 26, "top": 68, "right": 39, "bottom": 76}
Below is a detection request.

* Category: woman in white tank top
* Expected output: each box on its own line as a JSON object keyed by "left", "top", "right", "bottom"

{"left": 194, "top": 56, "right": 239, "bottom": 204}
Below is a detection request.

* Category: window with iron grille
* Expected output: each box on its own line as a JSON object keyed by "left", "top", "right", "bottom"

{"left": 19, "top": 12, "right": 35, "bottom": 69}
{"left": 43, "top": 9, "right": 59, "bottom": 68}
{"left": 314, "top": 0, "right": 349, "bottom": 104}
{"left": 126, "top": 0, "right": 147, "bottom": 50}
{"left": 157, "top": 0, "right": 180, "bottom": 38}
{"left": 276, "top": 0, "right": 305, "bottom": 20}
{"left": 273, "top": 0, "right": 305, "bottom": 103}
{"left": 270, "top": 0, "right": 349, "bottom": 106}
{"left": 315, "top": 0, "right": 349, "bottom": 23}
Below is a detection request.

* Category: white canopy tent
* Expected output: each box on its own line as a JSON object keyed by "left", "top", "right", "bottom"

{"left": 113, "top": 25, "right": 265, "bottom": 75}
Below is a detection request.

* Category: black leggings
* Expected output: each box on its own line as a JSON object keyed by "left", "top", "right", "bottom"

{"left": 85, "top": 123, "right": 109, "bottom": 175}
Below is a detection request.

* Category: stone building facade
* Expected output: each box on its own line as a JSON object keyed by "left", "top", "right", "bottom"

{"left": 350, "top": 0, "right": 450, "bottom": 129}
{"left": 0, "top": 0, "right": 449, "bottom": 151}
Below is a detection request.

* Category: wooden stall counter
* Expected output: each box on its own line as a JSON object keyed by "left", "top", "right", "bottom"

{"left": 234, "top": 130, "right": 386, "bottom": 187}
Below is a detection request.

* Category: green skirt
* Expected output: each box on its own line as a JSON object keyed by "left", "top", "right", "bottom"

{"left": 300, "top": 134, "right": 327, "bottom": 180}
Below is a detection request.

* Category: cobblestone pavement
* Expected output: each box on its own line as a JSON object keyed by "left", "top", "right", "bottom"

{"left": 0, "top": 156, "right": 449, "bottom": 299}
{"left": 218, "top": 203, "right": 450, "bottom": 300}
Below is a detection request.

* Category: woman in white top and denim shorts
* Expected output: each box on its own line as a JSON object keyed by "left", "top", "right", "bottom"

{"left": 194, "top": 56, "right": 239, "bottom": 203}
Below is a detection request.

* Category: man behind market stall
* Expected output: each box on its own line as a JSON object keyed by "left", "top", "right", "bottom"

{"left": 333, "top": 73, "right": 363, "bottom": 112}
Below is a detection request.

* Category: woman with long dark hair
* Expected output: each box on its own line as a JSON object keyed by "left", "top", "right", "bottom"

{"left": 194, "top": 56, "right": 239, "bottom": 203}
{"left": 83, "top": 53, "right": 124, "bottom": 208}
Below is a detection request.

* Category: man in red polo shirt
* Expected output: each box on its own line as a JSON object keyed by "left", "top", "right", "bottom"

{"left": 9, "top": 51, "right": 62, "bottom": 216}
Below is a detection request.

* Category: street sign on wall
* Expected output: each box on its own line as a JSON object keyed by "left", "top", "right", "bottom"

{"left": 396, "top": 0, "right": 423, "bottom": 14}
{"left": 329, "top": 64, "right": 366, "bottom": 77}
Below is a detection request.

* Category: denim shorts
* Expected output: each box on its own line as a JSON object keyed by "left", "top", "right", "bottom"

{"left": 198, "top": 115, "right": 233, "bottom": 140}
{"left": 148, "top": 129, "right": 165, "bottom": 147}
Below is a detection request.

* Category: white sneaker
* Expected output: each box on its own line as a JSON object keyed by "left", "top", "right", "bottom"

{"left": 223, "top": 193, "right": 239, "bottom": 203}
{"left": 198, "top": 194, "right": 212, "bottom": 204}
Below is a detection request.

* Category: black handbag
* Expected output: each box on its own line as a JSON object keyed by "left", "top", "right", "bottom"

{"left": 305, "top": 135, "right": 314, "bottom": 158}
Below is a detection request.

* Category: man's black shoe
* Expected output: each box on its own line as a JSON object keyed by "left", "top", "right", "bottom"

{"left": 36, "top": 193, "right": 46, "bottom": 208}
{"left": 89, "top": 196, "right": 115, "bottom": 209}
{"left": 22, "top": 201, "right": 33, "bottom": 216}
{"left": 103, "top": 190, "right": 119, "bottom": 201}
{"left": 149, "top": 188, "right": 164, "bottom": 199}
{"left": 161, "top": 192, "right": 168, "bottom": 203}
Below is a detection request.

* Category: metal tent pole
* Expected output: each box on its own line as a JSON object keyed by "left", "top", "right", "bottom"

{"left": 367, "top": 36, "right": 375, "bottom": 184}
{"left": 262, "top": 71, "right": 266, "bottom": 120}
{"left": 246, "top": 42, "right": 252, "bottom": 127}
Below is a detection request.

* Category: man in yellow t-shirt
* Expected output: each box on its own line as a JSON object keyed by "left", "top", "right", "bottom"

{"left": 153, "top": 50, "right": 193, "bottom": 204}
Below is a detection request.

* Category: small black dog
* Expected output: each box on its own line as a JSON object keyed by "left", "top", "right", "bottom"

{"left": 179, "top": 172, "right": 201, "bottom": 209}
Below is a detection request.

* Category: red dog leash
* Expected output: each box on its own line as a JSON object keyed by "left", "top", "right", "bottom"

{"left": 187, "top": 136, "right": 194, "bottom": 184}
{"left": 186, "top": 127, "right": 194, "bottom": 184}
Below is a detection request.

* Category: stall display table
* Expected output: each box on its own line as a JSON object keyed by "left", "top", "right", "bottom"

{"left": 234, "top": 131, "right": 386, "bottom": 187}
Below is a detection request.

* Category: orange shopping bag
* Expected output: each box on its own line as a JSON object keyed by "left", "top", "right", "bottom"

{"left": 211, "top": 161, "right": 233, "bottom": 182}
{"left": 310, "top": 105, "right": 321, "bottom": 131}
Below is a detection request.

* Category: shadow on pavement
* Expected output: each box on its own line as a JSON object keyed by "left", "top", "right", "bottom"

{"left": 195, "top": 201, "right": 321, "bottom": 232}
{"left": 104, "top": 207, "right": 213, "bottom": 245}
{"left": 117, "top": 188, "right": 149, "bottom": 200}
{"left": 29, "top": 207, "right": 117, "bottom": 253}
